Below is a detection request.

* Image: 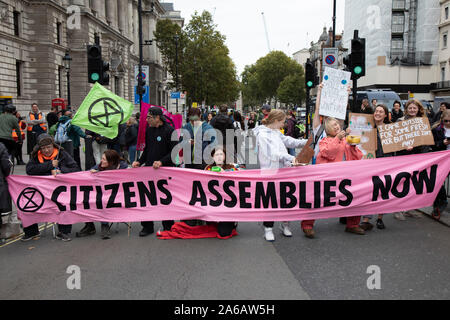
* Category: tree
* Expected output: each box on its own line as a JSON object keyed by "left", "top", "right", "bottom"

{"left": 154, "top": 11, "right": 239, "bottom": 106}
{"left": 277, "top": 73, "right": 306, "bottom": 107}
{"left": 241, "top": 64, "right": 264, "bottom": 108}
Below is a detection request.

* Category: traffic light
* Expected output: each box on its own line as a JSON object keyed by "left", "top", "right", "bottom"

{"left": 305, "top": 59, "right": 317, "bottom": 89}
{"left": 136, "top": 76, "right": 146, "bottom": 95}
{"left": 87, "top": 45, "right": 102, "bottom": 84}
{"left": 351, "top": 35, "right": 366, "bottom": 79}
{"left": 343, "top": 54, "right": 352, "bottom": 73}
{"left": 101, "top": 60, "right": 110, "bottom": 86}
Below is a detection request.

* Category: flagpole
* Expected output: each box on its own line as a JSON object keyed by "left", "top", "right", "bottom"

{"left": 138, "top": 0, "right": 144, "bottom": 114}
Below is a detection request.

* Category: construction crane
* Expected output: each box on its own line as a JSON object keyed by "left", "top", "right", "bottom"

{"left": 261, "top": 12, "right": 271, "bottom": 52}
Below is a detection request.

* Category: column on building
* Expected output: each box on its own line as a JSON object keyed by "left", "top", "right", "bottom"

{"left": 105, "top": 0, "right": 118, "bottom": 29}
{"left": 118, "top": 0, "right": 128, "bottom": 35}
{"left": 92, "top": 0, "right": 106, "bottom": 20}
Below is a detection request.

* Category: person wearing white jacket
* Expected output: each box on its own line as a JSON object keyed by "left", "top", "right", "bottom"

{"left": 254, "top": 110, "right": 308, "bottom": 242}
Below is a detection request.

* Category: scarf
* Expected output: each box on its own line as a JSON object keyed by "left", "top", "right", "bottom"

{"left": 37, "top": 149, "right": 59, "bottom": 163}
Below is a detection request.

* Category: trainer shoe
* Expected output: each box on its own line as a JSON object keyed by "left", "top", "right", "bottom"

{"left": 264, "top": 228, "right": 275, "bottom": 242}
{"left": 345, "top": 226, "right": 365, "bottom": 235}
{"left": 56, "top": 233, "right": 72, "bottom": 242}
{"left": 279, "top": 222, "right": 292, "bottom": 237}
{"left": 139, "top": 227, "right": 154, "bottom": 237}
{"left": 76, "top": 222, "right": 96, "bottom": 237}
{"left": 303, "top": 229, "right": 315, "bottom": 239}
{"left": 101, "top": 224, "right": 111, "bottom": 240}
{"left": 360, "top": 222, "right": 374, "bottom": 231}
{"left": 376, "top": 219, "right": 386, "bottom": 230}
{"left": 21, "top": 233, "right": 40, "bottom": 242}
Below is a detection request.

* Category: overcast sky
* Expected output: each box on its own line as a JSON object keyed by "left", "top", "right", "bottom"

{"left": 165, "top": 0, "right": 345, "bottom": 76}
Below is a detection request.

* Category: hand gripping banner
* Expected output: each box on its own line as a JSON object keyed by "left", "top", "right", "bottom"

{"left": 7, "top": 151, "right": 450, "bottom": 228}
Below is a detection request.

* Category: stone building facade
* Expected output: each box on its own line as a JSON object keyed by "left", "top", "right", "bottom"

{"left": 0, "top": 0, "right": 176, "bottom": 113}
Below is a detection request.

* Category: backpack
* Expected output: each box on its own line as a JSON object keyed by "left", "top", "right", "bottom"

{"left": 55, "top": 121, "right": 71, "bottom": 144}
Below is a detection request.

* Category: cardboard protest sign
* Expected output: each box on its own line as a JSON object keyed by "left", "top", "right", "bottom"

{"left": 296, "top": 135, "right": 314, "bottom": 164}
{"left": 348, "top": 113, "right": 377, "bottom": 159}
{"left": 319, "top": 67, "right": 351, "bottom": 120}
{"left": 378, "top": 117, "right": 435, "bottom": 153}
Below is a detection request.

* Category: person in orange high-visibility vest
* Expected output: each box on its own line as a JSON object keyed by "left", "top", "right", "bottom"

{"left": 12, "top": 112, "right": 26, "bottom": 165}
{"left": 26, "top": 103, "right": 47, "bottom": 154}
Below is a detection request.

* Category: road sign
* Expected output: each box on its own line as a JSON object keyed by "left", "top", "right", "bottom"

{"left": 134, "top": 86, "right": 149, "bottom": 104}
{"left": 323, "top": 48, "right": 339, "bottom": 69}
{"left": 171, "top": 92, "right": 181, "bottom": 99}
{"left": 134, "top": 65, "right": 149, "bottom": 87}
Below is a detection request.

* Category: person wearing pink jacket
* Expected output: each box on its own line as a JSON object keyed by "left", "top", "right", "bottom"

{"left": 301, "top": 117, "right": 365, "bottom": 239}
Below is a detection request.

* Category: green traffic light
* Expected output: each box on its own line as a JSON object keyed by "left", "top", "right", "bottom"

{"left": 91, "top": 73, "right": 100, "bottom": 81}
{"left": 307, "top": 81, "right": 313, "bottom": 88}
{"left": 354, "top": 66, "right": 362, "bottom": 75}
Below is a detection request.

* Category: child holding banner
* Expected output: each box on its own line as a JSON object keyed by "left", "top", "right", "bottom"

{"left": 157, "top": 146, "right": 239, "bottom": 240}
{"left": 301, "top": 117, "right": 364, "bottom": 238}
{"left": 254, "top": 110, "right": 307, "bottom": 242}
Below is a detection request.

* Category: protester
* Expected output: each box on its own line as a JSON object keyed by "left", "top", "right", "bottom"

{"left": 260, "top": 105, "right": 271, "bottom": 123}
{"left": 76, "top": 150, "right": 129, "bottom": 239}
{"left": 431, "top": 109, "right": 450, "bottom": 217}
{"left": 360, "top": 99, "right": 373, "bottom": 114}
{"left": 46, "top": 106, "right": 59, "bottom": 130}
{"left": 232, "top": 111, "right": 245, "bottom": 165}
{"left": 248, "top": 112, "right": 257, "bottom": 130}
{"left": 391, "top": 101, "right": 404, "bottom": 123}
{"left": 371, "top": 99, "right": 377, "bottom": 110}
{"left": 26, "top": 103, "right": 47, "bottom": 154}
{"left": 285, "top": 111, "right": 298, "bottom": 156}
{"left": 22, "top": 134, "right": 79, "bottom": 241}
{"left": 87, "top": 130, "right": 110, "bottom": 165}
{"left": 125, "top": 117, "right": 139, "bottom": 164}
{"left": 254, "top": 109, "right": 307, "bottom": 242}
{"left": 0, "top": 142, "right": 12, "bottom": 229}
{"left": 181, "top": 108, "right": 216, "bottom": 170}
{"left": 360, "top": 104, "right": 393, "bottom": 231}
{"left": 12, "top": 111, "right": 26, "bottom": 165}
{"left": 210, "top": 105, "right": 235, "bottom": 151}
{"left": 0, "top": 105, "right": 22, "bottom": 159}
{"left": 432, "top": 102, "right": 450, "bottom": 125}
{"left": 394, "top": 100, "right": 431, "bottom": 220}
{"left": 50, "top": 110, "right": 89, "bottom": 170}
{"left": 301, "top": 117, "right": 364, "bottom": 238}
{"left": 132, "top": 107, "right": 176, "bottom": 236}
{"left": 206, "top": 112, "right": 214, "bottom": 124}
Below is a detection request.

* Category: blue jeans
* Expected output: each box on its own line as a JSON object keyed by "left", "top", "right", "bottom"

{"left": 288, "top": 148, "right": 296, "bottom": 156}
{"left": 128, "top": 145, "right": 137, "bottom": 164}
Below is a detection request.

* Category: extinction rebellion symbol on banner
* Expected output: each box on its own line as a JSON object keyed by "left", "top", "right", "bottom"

{"left": 17, "top": 187, "right": 45, "bottom": 213}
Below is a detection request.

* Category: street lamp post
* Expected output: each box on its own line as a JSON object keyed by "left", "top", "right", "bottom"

{"left": 174, "top": 34, "right": 179, "bottom": 113}
{"left": 62, "top": 51, "right": 72, "bottom": 109}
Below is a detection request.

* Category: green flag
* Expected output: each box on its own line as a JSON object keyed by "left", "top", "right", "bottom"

{"left": 71, "top": 83, "right": 134, "bottom": 139}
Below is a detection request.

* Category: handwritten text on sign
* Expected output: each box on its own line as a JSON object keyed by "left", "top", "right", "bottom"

{"left": 378, "top": 117, "right": 435, "bottom": 153}
{"left": 319, "top": 67, "right": 351, "bottom": 120}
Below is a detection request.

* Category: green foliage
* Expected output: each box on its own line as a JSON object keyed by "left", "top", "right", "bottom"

{"left": 241, "top": 51, "right": 306, "bottom": 108}
{"left": 154, "top": 11, "right": 239, "bottom": 105}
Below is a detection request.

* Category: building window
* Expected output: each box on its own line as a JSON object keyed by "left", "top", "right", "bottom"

{"left": 114, "top": 77, "right": 120, "bottom": 95}
{"left": 392, "top": 14, "right": 405, "bottom": 33}
{"left": 444, "top": 33, "right": 448, "bottom": 49}
{"left": 16, "top": 61, "right": 22, "bottom": 97}
{"left": 13, "top": 10, "right": 20, "bottom": 37}
{"left": 393, "top": 0, "right": 405, "bottom": 10}
{"left": 391, "top": 39, "right": 404, "bottom": 50}
{"left": 441, "top": 65, "right": 446, "bottom": 82}
{"left": 56, "top": 22, "right": 62, "bottom": 45}
{"left": 446, "top": 7, "right": 449, "bottom": 20}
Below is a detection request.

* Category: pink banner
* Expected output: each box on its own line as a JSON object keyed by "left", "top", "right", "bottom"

{"left": 7, "top": 151, "right": 450, "bottom": 228}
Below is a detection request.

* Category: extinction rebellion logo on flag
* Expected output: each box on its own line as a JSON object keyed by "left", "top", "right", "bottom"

{"left": 88, "top": 97, "right": 124, "bottom": 128}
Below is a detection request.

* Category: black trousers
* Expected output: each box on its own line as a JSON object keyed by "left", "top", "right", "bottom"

{"left": 0, "top": 138, "right": 16, "bottom": 157}
{"left": 263, "top": 222, "right": 274, "bottom": 228}
{"left": 23, "top": 223, "right": 72, "bottom": 236}
{"left": 434, "top": 185, "right": 448, "bottom": 208}
{"left": 141, "top": 221, "right": 174, "bottom": 232}
{"left": 73, "top": 147, "right": 81, "bottom": 170}
{"left": 217, "top": 222, "right": 236, "bottom": 238}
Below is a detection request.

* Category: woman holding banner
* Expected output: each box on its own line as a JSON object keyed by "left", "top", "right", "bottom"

{"left": 76, "top": 150, "right": 128, "bottom": 239}
{"left": 394, "top": 100, "right": 432, "bottom": 220}
{"left": 22, "top": 134, "right": 79, "bottom": 242}
{"left": 254, "top": 110, "right": 307, "bottom": 242}
{"left": 360, "top": 105, "right": 394, "bottom": 231}
{"left": 431, "top": 109, "right": 450, "bottom": 218}
{"left": 301, "top": 117, "right": 364, "bottom": 238}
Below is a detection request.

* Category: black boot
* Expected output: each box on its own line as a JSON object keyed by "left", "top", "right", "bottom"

{"left": 76, "top": 222, "right": 96, "bottom": 237}
{"left": 101, "top": 224, "right": 111, "bottom": 239}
